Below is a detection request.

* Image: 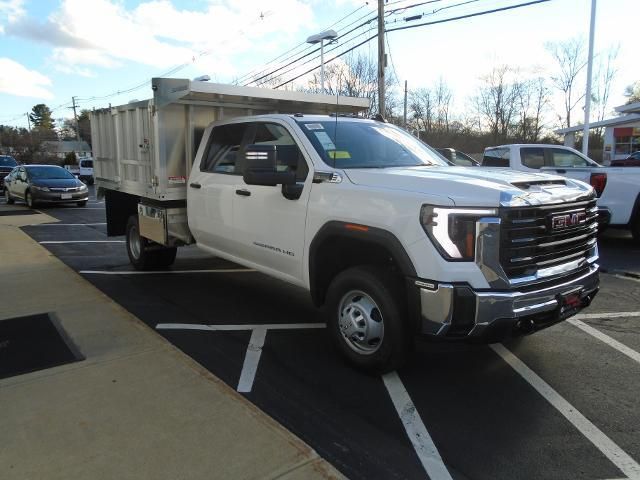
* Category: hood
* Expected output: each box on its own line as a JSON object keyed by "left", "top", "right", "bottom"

{"left": 32, "top": 178, "right": 84, "bottom": 188}
{"left": 343, "top": 166, "right": 593, "bottom": 207}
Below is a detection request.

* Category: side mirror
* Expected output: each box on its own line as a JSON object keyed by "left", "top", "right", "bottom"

{"left": 243, "top": 144, "right": 296, "bottom": 186}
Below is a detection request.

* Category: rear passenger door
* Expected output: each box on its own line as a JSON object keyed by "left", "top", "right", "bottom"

{"left": 187, "top": 122, "right": 252, "bottom": 256}
{"left": 544, "top": 148, "right": 593, "bottom": 184}
{"left": 232, "top": 121, "right": 311, "bottom": 284}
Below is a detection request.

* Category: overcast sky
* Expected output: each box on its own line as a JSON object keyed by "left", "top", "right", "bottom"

{"left": 0, "top": 0, "right": 635, "bottom": 130}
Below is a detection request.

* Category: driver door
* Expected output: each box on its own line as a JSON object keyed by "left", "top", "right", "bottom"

{"left": 232, "top": 121, "right": 312, "bottom": 284}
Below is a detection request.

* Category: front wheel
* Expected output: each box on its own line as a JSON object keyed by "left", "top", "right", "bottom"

{"left": 325, "top": 265, "right": 411, "bottom": 373}
{"left": 5, "top": 189, "right": 14, "bottom": 204}
{"left": 25, "top": 191, "right": 36, "bottom": 209}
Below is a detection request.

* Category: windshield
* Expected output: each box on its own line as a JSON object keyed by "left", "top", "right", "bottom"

{"left": 0, "top": 156, "right": 18, "bottom": 167}
{"left": 297, "top": 120, "right": 449, "bottom": 169}
{"left": 27, "top": 166, "right": 76, "bottom": 179}
{"left": 80, "top": 160, "right": 93, "bottom": 168}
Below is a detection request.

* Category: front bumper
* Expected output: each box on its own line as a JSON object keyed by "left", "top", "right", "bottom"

{"left": 417, "top": 263, "right": 599, "bottom": 341}
{"left": 32, "top": 190, "right": 89, "bottom": 203}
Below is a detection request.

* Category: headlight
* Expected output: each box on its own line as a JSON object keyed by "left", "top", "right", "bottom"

{"left": 32, "top": 185, "right": 50, "bottom": 192}
{"left": 420, "top": 206, "right": 497, "bottom": 261}
{"left": 79, "top": 184, "right": 88, "bottom": 191}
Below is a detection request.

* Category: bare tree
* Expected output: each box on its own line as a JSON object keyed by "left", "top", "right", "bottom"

{"left": 303, "top": 53, "right": 397, "bottom": 117}
{"left": 517, "top": 77, "right": 550, "bottom": 142}
{"left": 410, "top": 88, "right": 434, "bottom": 133}
{"left": 472, "top": 65, "right": 521, "bottom": 142}
{"left": 546, "top": 37, "right": 587, "bottom": 129}
{"left": 592, "top": 46, "right": 619, "bottom": 140}
{"left": 434, "top": 78, "right": 453, "bottom": 132}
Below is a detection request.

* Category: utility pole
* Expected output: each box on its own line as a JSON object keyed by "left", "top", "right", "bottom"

{"left": 71, "top": 96, "right": 80, "bottom": 141}
{"left": 582, "top": 0, "right": 596, "bottom": 156}
{"left": 377, "top": 0, "right": 386, "bottom": 117}
{"left": 403, "top": 80, "right": 408, "bottom": 128}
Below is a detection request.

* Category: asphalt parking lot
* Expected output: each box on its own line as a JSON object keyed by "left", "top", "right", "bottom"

{"left": 5, "top": 187, "right": 640, "bottom": 480}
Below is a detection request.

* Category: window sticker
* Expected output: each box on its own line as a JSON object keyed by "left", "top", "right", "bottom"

{"left": 328, "top": 151, "right": 351, "bottom": 159}
{"left": 314, "top": 131, "right": 336, "bottom": 151}
{"left": 305, "top": 123, "right": 324, "bottom": 131}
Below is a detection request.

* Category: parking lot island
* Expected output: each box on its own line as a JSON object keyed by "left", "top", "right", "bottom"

{"left": 0, "top": 206, "right": 343, "bottom": 480}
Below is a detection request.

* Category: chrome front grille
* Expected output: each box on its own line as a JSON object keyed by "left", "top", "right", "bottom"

{"left": 49, "top": 187, "right": 81, "bottom": 192}
{"left": 500, "top": 199, "right": 598, "bottom": 279}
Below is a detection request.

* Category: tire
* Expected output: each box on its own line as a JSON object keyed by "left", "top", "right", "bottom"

{"left": 632, "top": 215, "right": 640, "bottom": 243}
{"left": 5, "top": 189, "right": 14, "bottom": 204}
{"left": 125, "top": 215, "right": 177, "bottom": 270}
{"left": 25, "top": 190, "right": 36, "bottom": 209}
{"left": 154, "top": 247, "right": 177, "bottom": 267}
{"left": 325, "top": 265, "right": 411, "bottom": 373}
{"left": 77, "top": 201, "right": 87, "bottom": 207}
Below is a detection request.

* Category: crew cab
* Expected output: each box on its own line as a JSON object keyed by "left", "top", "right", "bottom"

{"left": 483, "top": 144, "right": 640, "bottom": 241}
{"left": 92, "top": 79, "right": 600, "bottom": 372}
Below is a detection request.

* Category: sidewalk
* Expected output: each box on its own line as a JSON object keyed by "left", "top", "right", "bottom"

{"left": 0, "top": 205, "right": 343, "bottom": 480}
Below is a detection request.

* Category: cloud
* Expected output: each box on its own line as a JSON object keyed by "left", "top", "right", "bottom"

{"left": 0, "top": 57, "right": 53, "bottom": 99}
{"left": 0, "top": 0, "right": 25, "bottom": 32}
{"left": 5, "top": 16, "right": 94, "bottom": 48}
{"left": 42, "top": 0, "right": 315, "bottom": 78}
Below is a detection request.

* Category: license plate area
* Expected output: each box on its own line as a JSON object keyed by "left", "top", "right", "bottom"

{"left": 557, "top": 290, "right": 583, "bottom": 320}
{"left": 60, "top": 193, "right": 72, "bottom": 199}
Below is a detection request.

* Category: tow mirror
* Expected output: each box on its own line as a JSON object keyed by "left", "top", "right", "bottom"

{"left": 243, "top": 144, "right": 296, "bottom": 186}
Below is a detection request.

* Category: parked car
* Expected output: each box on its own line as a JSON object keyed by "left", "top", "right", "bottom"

{"left": 611, "top": 151, "right": 640, "bottom": 167}
{"left": 436, "top": 148, "right": 479, "bottom": 166}
{"left": 482, "top": 144, "right": 640, "bottom": 241}
{"left": 0, "top": 155, "right": 18, "bottom": 192}
{"left": 4, "top": 164, "right": 89, "bottom": 208}
{"left": 78, "top": 158, "right": 95, "bottom": 184}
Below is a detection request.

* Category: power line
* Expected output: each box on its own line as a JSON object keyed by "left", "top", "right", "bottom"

{"left": 253, "top": 17, "right": 380, "bottom": 88}
{"left": 235, "top": 3, "right": 369, "bottom": 85}
{"left": 247, "top": 1, "right": 445, "bottom": 88}
{"left": 385, "top": 0, "right": 550, "bottom": 33}
{"left": 273, "top": 0, "right": 550, "bottom": 89}
{"left": 246, "top": 11, "right": 380, "bottom": 86}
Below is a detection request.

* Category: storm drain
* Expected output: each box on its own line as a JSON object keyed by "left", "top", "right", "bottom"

{"left": 0, "top": 209, "right": 38, "bottom": 216}
{"left": 0, "top": 313, "right": 83, "bottom": 379}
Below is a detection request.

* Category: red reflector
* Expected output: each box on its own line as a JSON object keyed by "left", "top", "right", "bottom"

{"left": 345, "top": 223, "right": 369, "bottom": 232}
{"left": 589, "top": 173, "right": 607, "bottom": 197}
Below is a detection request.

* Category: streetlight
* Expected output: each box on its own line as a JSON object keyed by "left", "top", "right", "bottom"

{"left": 306, "top": 29, "right": 338, "bottom": 94}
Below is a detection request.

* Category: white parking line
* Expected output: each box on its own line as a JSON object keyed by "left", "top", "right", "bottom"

{"left": 382, "top": 372, "right": 453, "bottom": 480}
{"left": 237, "top": 328, "right": 267, "bottom": 393}
{"left": 155, "top": 322, "right": 325, "bottom": 393}
{"left": 39, "top": 240, "right": 124, "bottom": 244}
{"left": 156, "top": 323, "right": 325, "bottom": 331}
{"left": 29, "top": 223, "right": 107, "bottom": 227}
{"left": 491, "top": 344, "right": 640, "bottom": 480}
{"left": 574, "top": 312, "right": 640, "bottom": 320}
{"left": 568, "top": 319, "right": 640, "bottom": 365}
{"left": 80, "top": 268, "right": 254, "bottom": 275}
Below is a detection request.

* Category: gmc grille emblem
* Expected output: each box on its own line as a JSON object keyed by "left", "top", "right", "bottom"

{"left": 551, "top": 211, "right": 586, "bottom": 230}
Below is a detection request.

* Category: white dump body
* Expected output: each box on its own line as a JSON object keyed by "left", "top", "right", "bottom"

{"left": 90, "top": 77, "right": 369, "bottom": 202}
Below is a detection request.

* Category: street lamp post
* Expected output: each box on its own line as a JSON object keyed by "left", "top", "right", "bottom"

{"left": 306, "top": 29, "right": 338, "bottom": 94}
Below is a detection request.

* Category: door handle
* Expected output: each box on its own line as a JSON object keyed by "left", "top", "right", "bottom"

{"left": 189, "top": 182, "right": 201, "bottom": 189}
{"left": 556, "top": 169, "right": 566, "bottom": 174}
{"left": 235, "top": 189, "right": 251, "bottom": 197}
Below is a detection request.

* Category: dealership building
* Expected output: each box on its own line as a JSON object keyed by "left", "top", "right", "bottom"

{"left": 556, "top": 101, "right": 640, "bottom": 164}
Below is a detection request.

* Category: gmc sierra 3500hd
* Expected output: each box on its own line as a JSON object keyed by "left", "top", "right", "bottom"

{"left": 92, "top": 78, "right": 600, "bottom": 372}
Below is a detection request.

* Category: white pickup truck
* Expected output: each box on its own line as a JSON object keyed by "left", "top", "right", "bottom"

{"left": 91, "top": 78, "right": 600, "bottom": 372}
{"left": 482, "top": 144, "right": 640, "bottom": 241}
